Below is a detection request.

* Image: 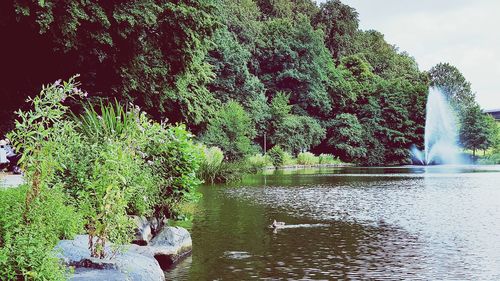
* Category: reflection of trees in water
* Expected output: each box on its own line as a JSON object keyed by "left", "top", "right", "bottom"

{"left": 181, "top": 185, "right": 427, "bottom": 280}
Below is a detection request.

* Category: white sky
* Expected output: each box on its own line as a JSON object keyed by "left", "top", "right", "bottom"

{"left": 338, "top": 0, "right": 500, "bottom": 110}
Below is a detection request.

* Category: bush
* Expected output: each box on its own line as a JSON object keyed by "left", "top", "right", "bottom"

{"left": 478, "top": 153, "right": 500, "bottom": 164}
{"left": 267, "top": 146, "right": 286, "bottom": 167}
{"left": 0, "top": 185, "right": 83, "bottom": 280}
{"left": 319, "top": 153, "right": 342, "bottom": 164}
{"left": 282, "top": 151, "right": 296, "bottom": 166}
{"left": 247, "top": 154, "right": 273, "bottom": 171}
{"left": 297, "top": 152, "right": 319, "bottom": 165}
{"left": 8, "top": 77, "right": 204, "bottom": 262}
{"left": 198, "top": 146, "right": 224, "bottom": 184}
{"left": 202, "top": 101, "right": 257, "bottom": 161}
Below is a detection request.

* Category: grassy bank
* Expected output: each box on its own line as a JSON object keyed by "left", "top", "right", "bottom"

{"left": 198, "top": 147, "right": 350, "bottom": 184}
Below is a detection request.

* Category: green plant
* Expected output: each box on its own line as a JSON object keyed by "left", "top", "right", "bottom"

{"left": 319, "top": 153, "right": 342, "bottom": 164}
{"left": 202, "top": 101, "right": 257, "bottom": 161}
{"left": 282, "top": 151, "right": 296, "bottom": 166}
{"left": 77, "top": 100, "right": 136, "bottom": 141}
{"left": 297, "top": 152, "right": 319, "bottom": 165}
{"left": 138, "top": 121, "right": 203, "bottom": 221}
{"left": 267, "top": 146, "right": 286, "bottom": 168}
{"left": 7, "top": 77, "right": 204, "bottom": 262}
{"left": 198, "top": 146, "right": 224, "bottom": 184}
{"left": 0, "top": 185, "right": 83, "bottom": 280}
{"left": 247, "top": 154, "right": 273, "bottom": 172}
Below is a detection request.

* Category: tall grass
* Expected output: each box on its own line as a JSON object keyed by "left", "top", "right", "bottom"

{"left": 76, "top": 100, "right": 136, "bottom": 140}
{"left": 198, "top": 146, "right": 224, "bottom": 184}
{"left": 296, "top": 152, "right": 319, "bottom": 165}
{"left": 319, "top": 153, "right": 343, "bottom": 164}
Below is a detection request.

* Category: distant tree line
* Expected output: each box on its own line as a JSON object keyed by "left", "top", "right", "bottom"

{"left": 0, "top": 0, "right": 496, "bottom": 164}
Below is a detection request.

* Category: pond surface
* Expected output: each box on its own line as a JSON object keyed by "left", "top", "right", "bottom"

{"left": 165, "top": 166, "right": 500, "bottom": 280}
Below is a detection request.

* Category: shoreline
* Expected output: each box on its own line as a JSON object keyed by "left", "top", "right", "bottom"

{"left": 263, "top": 163, "right": 355, "bottom": 170}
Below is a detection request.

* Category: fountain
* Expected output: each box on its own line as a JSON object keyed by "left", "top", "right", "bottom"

{"left": 411, "top": 88, "right": 463, "bottom": 165}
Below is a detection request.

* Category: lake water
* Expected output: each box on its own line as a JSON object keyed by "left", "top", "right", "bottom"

{"left": 165, "top": 166, "right": 500, "bottom": 280}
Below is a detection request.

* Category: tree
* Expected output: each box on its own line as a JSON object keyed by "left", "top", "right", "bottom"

{"left": 428, "top": 63, "right": 476, "bottom": 111}
{"left": 254, "top": 16, "right": 339, "bottom": 116}
{"left": 459, "top": 105, "right": 490, "bottom": 156}
{"left": 349, "top": 30, "right": 422, "bottom": 82}
{"left": 201, "top": 101, "right": 257, "bottom": 161}
{"left": 256, "top": 0, "right": 319, "bottom": 20}
{"left": 325, "top": 113, "right": 366, "bottom": 162}
{"left": 484, "top": 115, "right": 499, "bottom": 153}
{"left": 0, "top": 0, "right": 220, "bottom": 129}
{"left": 267, "top": 93, "right": 325, "bottom": 154}
{"left": 313, "top": 0, "right": 359, "bottom": 62}
{"left": 271, "top": 115, "right": 325, "bottom": 155}
{"left": 206, "top": 28, "right": 265, "bottom": 107}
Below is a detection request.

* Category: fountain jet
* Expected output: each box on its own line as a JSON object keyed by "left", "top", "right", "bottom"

{"left": 423, "top": 88, "right": 462, "bottom": 165}
{"left": 409, "top": 88, "right": 463, "bottom": 165}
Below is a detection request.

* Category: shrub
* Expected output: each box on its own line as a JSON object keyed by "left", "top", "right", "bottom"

{"left": 198, "top": 146, "right": 224, "bottom": 184}
{"left": 297, "top": 152, "right": 319, "bottom": 165}
{"left": 8, "top": 77, "right": 203, "bottom": 261}
{"left": 478, "top": 153, "right": 500, "bottom": 164}
{"left": 319, "top": 153, "right": 342, "bottom": 164}
{"left": 201, "top": 101, "right": 257, "bottom": 161}
{"left": 137, "top": 121, "right": 203, "bottom": 221}
{"left": 282, "top": 151, "right": 296, "bottom": 166}
{"left": 267, "top": 146, "right": 286, "bottom": 167}
{"left": 247, "top": 154, "right": 272, "bottom": 171}
{"left": 0, "top": 185, "right": 83, "bottom": 280}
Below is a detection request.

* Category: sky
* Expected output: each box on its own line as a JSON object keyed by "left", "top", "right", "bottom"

{"left": 338, "top": 0, "right": 500, "bottom": 110}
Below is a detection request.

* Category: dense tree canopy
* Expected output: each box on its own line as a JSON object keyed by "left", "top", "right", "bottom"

{"left": 1, "top": 0, "right": 493, "bottom": 165}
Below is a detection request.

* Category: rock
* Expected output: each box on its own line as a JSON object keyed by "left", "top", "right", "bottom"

{"left": 70, "top": 268, "right": 127, "bottom": 281}
{"left": 55, "top": 235, "right": 165, "bottom": 281}
{"left": 131, "top": 216, "right": 152, "bottom": 246}
{"left": 149, "top": 226, "right": 193, "bottom": 270}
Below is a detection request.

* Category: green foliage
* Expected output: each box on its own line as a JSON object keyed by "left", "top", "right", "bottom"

{"left": 459, "top": 105, "right": 492, "bottom": 156}
{"left": 313, "top": 0, "right": 358, "bottom": 61}
{"left": 269, "top": 93, "right": 325, "bottom": 154}
{"left": 77, "top": 100, "right": 136, "bottom": 141}
{"left": 255, "top": 15, "right": 337, "bottom": 115}
{"left": 267, "top": 146, "right": 286, "bottom": 167}
{"left": 326, "top": 113, "right": 366, "bottom": 162}
{"left": 207, "top": 28, "right": 265, "bottom": 106}
{"left": 296, "top": 152, "right": 319, "bottom": 165}
{"left": 4, "top": 0, "right": 220, "bottom": 127}
{"left": 479, "top": 152, "right": 500, "bottom": 165}
{"left": 350, "top": 31, "right": 421, "bottom": 81}
{"left": 247, "top": 154, "right": 273, "bottom": 171}
{"left": 137, "top": 121, "right": 203, "bottom": 220}
{"left": 202, "top": 101, "right": 257, "bottom": 161}
{"left": 429, "top": 62, "right": 476, "bottom": 111}
{"left": 282, "top": 151, "right": 296, "bottom": 165}
{"left": 0, "top": 185, "right": 82, "bottom": 280}
{"left": 319, "top": 153, "right": 342, "bottom": 164}
{"left": 198, "top": 146, "right": 225, "bottom": 184}
{"left": 272, "top": 115, "right": 325, "bottom": 155}
{"left": 7, "top": 77, "right": 203, "bottom": 264}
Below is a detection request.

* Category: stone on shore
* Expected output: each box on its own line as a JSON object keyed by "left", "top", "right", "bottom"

{"left": 149, "top": 226, "right": 193, "bottom": 270}
{"left": 55, "top": 235, "right": 164, "bottom": 281}
{"left": 131, "top": 215, "right": 152, "bottom": 246}
{"left": 55, "top": 226, "right": 194, "bottom": 280}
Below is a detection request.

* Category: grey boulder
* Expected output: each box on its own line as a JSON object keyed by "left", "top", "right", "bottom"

{"left": 131, "top": 215, "right": 152, "bottom": 245}
{"left": 149, "top": 226, "right": 193, "bottom": 270}
{"left": 55, "top": 235, "right": 164, "bottom": 281}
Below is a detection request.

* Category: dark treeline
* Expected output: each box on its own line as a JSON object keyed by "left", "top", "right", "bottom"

{"left": 0, "top": 0, "right": 492, "bottom": 165}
